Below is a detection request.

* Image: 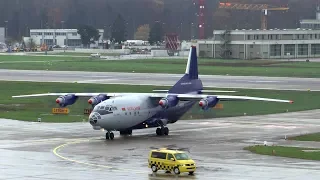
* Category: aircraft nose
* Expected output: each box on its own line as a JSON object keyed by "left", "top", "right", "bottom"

{"left": 89, "top": 112, "right": 101, "bottom": 125}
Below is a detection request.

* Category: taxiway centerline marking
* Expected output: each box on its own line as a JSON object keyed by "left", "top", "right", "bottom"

{"left": 52, "top": 138, "right": 148, "bottom": 174}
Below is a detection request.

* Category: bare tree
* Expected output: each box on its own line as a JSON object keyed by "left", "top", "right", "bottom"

{"left": 27, "top": 38, "right": 36, "bottom": 49}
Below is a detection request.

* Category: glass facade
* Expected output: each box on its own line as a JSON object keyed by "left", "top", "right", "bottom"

{"left": 284, "top": 44, "right": 295, "bottom": 56}
{"left": 270, "top": 44, "right": 281, "bottom": 56}
{"left": 298, "top": 44, "right": 308, "bottom": 55}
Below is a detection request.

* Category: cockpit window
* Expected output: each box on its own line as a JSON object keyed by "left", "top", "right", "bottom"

{"left": 92, "top": 105, "right": 117, "bottom": 115}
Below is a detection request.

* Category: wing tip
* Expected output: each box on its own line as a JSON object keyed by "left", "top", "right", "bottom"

{"left": 289, "top": 100, "right": 294, "bottom": 104}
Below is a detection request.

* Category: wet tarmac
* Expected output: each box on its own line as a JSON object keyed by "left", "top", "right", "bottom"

{"left": 1, "top": 110, "right": 320, "bottom": 180}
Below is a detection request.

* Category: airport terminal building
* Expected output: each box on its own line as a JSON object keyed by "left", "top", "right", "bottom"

{"left": 197, "top": 29, "right": 320, "bottom": 59}
{"left": 26, "top": 29, "right": 104, "bottom": 47}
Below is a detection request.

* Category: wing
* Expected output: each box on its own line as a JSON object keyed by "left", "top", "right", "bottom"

{"left": 152, "top": 90, "right": 238, "bottom": 93}
{"left": 149, "top": 93, "right": 294, "bottom": 103}
{"left": 12, "top": 92, "right": 293, "bottom": 103}
{"left": 12, "top": 92, "right": 138, "bottom": 98}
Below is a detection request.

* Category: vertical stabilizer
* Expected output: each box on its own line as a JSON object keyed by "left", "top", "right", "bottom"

{"left": 168, "top": 46, "right": 203, "bottom": 94}
{"left": 185, "top": 46, "right": 199, "bottom": 79}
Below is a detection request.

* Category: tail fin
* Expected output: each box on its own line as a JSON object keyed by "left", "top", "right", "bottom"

{"left": 168, "top": 46, "right": 203, "bottom": 94}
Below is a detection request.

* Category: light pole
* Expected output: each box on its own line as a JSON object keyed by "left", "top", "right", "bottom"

{"left": 4, "top": 21, "right": 8, "bottom": 39}
{"left": 61, "top": 21, "right": 65, "bottom": 29}
{"left": 180, "top": 23, "right": 183, "bottom": 40}
{"left": 191, "top": 23, "right": 194, "bottom": 39}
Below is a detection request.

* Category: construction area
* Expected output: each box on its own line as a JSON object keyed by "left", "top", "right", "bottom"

{"left": 196, "top": 0, "right": 320, "bottom": 59}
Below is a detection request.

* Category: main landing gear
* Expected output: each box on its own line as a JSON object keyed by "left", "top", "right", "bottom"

{"left": 120, "top": 129, "right": 132, "bottom": 136}
{"left": 106, "top": 131, "right": 114, "bottom": 140}
{"left": 156, "top": 126, "right": 169, "bottom": 136}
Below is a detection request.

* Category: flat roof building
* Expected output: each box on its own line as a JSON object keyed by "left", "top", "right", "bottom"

{"left": 196, "top": 28, "right": 320, "bottom": 59}
{"left": 300, "top": 6, "right": 320, "bottom": 30}
{"left": 300, "top": 19, "right": 320, "bottom": 30}
{"left": 25, "top": 29, "right": 104, "bottom": 48}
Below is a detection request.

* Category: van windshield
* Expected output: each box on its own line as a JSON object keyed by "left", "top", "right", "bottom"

{"left": 174, "top": 153, "right": 190, "bottom": 160}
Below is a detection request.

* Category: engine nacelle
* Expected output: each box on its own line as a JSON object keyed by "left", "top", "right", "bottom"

{"left": 55, "top": 94, "right": 78, "bottom": 107}
{"left": 159, "top": 95, "right": 179, "bottom": 108}
{"left": 88, "top": 94, "right": 109, "bottom": 106}
{"left": 198, "top": 96, "right": 219, "bottom": 110}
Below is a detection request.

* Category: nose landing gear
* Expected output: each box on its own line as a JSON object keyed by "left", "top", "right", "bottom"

{"left": 106, "top": 131, "right": 114, "bottom": 140}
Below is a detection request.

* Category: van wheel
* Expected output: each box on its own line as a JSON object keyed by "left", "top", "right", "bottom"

{"left": 151, "top": 165, "right": 157, "bottom": 172}
{"left": 173, "top": 167, "right": 180, "bottom": 175}
{"left": 189, "top": 171, "right": 194, "bottom": 175}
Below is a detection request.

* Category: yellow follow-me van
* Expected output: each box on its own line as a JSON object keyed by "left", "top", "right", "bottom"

{"left": 148, "top": 148, "right": 196, "bottom": 175}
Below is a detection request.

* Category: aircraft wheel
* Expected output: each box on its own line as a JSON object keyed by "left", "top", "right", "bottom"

{"left": 120, "top": 129, "right": 132, "bottom": 136}
{"left": 164, "top": 127, "right": 169, "bottom": 135}
{"left": 156, "top": 128, "right": 161, "bottom": 136}
{"left": 109, "top": 132, "right": 114, "bottom": 140}
{"left": 160, "top": 127, "right": 165, "bottom": 135}
{"left": 106, "top": 132, "right": 110, "bottom": 140}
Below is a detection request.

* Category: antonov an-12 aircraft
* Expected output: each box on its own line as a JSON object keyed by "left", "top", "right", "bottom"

{"left": 12, "top": 46, "right": 294, "bottom": 140}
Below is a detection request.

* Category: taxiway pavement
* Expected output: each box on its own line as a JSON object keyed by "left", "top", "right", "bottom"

{"left": 1, "top": 110, "right": 320, "bottom": 180}
{"left": 1, "top": 69, "right": 320, "bottom": 91}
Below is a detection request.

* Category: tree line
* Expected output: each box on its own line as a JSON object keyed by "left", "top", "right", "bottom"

{"left": 0, "top": 0, "right": 319, "bottom": 41}
{"left": 78, "top": 14, "right": 164, "bottom": 47}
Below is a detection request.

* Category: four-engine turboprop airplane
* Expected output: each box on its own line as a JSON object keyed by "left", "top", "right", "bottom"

{"left": 12, "top": 46, "right": 294, "bottom": 140}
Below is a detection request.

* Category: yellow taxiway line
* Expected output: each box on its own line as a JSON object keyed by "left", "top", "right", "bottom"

{"left": 52, "top": 138, "right": 147, "bottom": 174}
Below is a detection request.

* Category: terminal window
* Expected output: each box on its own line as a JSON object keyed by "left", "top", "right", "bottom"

{"left": 298, "top": 44, "right": 308, "bottom": 55}
{"left": 311, "top": 44, "right": 320, "bottom": 55}
{"left": 284, "top": 44, "right": 295, "bottom": 56}
{"left": 270, "top": 44, "right": 281, "bottom": 56}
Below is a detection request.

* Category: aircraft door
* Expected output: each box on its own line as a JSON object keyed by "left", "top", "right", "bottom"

{"left": 111, "top": 100, "right": 120, "bottom": 117}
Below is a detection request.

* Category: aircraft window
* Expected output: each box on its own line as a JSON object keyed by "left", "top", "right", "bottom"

{"left": 100, "top": 106, "right": 105, "bottom": 110}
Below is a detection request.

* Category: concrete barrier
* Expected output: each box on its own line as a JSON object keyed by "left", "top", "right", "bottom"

{"left": 179, "top": 51, "right": 190, "bottom": 57}
{"left": 151, "top": 50, "right": 189, "bottom": 57}
{"left": 74, "top": 48, "right": 130, "bottom": 54}
{"left": 151, "top": 50, "right": 169, "bottom": 57}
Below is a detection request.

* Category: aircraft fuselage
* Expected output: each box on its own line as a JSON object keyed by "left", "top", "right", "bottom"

{"left": 89, "top": 95, "right": 196, "bottom": 132}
